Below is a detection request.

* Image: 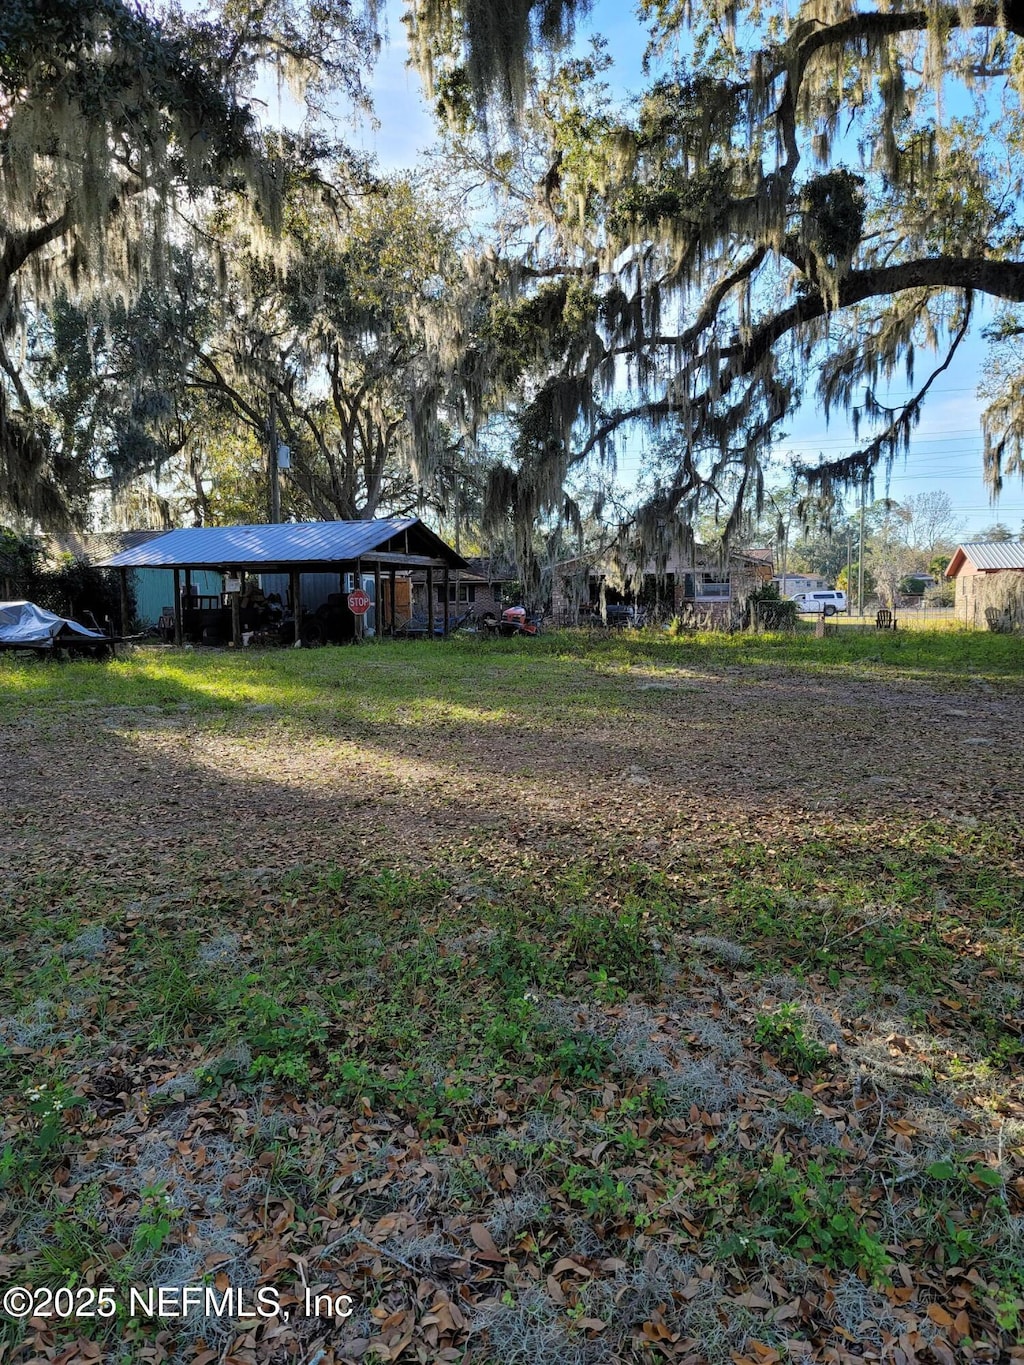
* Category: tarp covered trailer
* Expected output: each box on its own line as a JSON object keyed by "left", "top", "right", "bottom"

{"left": 0, "top": 601, "right": 115, "bottom": 657}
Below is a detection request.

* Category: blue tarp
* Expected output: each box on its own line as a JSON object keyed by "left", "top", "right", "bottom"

{"left": 0, "top": 601, "right": 108, "bottom": 649}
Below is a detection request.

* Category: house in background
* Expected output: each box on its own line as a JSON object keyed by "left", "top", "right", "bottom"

{"left": 945, "top": 540, "right": 1024, "bottom": 629}
{"left": 417, "top": 555, "right": 513, "bottom": 622}
{"left": 774, "top": 571, "right": 830, "bottom": 596}
{"left": 550, "top": 546, "right": 773, "bottom": 625}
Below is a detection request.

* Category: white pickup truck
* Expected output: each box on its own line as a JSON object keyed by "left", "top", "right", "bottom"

{"left": 789, "top": 590, "right": 847, "bottom": 616}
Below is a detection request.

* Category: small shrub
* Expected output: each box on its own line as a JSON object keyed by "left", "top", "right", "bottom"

{"left": 754, "top": 1004, "right": 830, "bottom": 1076}
{"left": 744, "top": 1153, "right": 891, "bottom": 1284}
{"left": 563, "top": 906, "right": 658, "bottom": 991}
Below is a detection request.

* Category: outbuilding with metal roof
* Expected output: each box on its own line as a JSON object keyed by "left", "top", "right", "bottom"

{"left": 99, "top": 518, "right": 468, "bottom": 646}
{"left": 945, "top": 539, "right": 1024, "bottom": 630}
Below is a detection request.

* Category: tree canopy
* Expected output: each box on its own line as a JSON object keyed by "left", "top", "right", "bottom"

{"left": 0, "top": 0, "right": 377, "bottom": 524}
{"left": 105, "top": 172, "right": 469, "bottom": 524}
{"left": 407, "top": 0, "right": 1024, "bottom": 567}
{"left": 6, "top": 0, "right": 1024, "bottom": 562}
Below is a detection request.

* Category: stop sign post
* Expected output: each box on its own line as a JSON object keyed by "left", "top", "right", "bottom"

{"left": 347, "top": 589, "right": 370, "bottom": 615}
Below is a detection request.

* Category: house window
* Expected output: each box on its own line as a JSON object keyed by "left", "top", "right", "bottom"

{"left": 436, "top": 583, "right": 477, "bottom": 603}
{"left": 696, "top": 575, "right": 731, "bottom": 599}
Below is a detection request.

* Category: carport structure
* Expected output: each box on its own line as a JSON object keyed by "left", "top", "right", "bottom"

{"left": 101, "top": 519, "right": 468, "bottom": 646}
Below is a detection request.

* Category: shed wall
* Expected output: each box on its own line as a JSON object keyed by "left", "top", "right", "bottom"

{"left": 955, "top": 569, "right": 1024, "bottom": 628}
{"left": 132, "top": 568, "right": 223, "bottom": 626}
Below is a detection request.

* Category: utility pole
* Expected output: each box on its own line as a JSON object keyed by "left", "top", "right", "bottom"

{"left": 857, "top": 478, "right": 866, "bottom": 618}
{"left": 268, "top": 392, "right": 281, "bottom": 524}
{"left": 846, "top": 527, "right": 853, "bottom": 614}
{"left": 779, "top": 528, "right": 788, "bottom": 598}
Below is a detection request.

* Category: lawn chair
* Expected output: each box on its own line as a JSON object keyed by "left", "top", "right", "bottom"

{"left": 875, "top": 608, "right": 897, "bottom": 630}
{"left": 985, "top": 607, "right": 1013, "bottom": 633}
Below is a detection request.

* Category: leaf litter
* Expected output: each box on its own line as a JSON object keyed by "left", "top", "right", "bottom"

{"left": 0, "top": 638, "right": 1022, "bottom": 1364}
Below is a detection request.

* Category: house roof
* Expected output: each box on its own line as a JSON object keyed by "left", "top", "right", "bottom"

{"left": 463, "top": 555, "right": 516, "bottom": 582}
{"left": 945, "top": 540, "right": 1024, "bottom": 577}
{"left": 98, "top": 519, "right": 467, "bottom": 572}
{"left": 48, "top": 529, "right": 167, "bottom": 560}
{"left": 554, "top": 545, "right": 761, "bottom": 577}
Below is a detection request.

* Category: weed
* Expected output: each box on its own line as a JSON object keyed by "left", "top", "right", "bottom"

{"left": 132, "top": 1183, "right": 179, "bottom": 1256}
{"left": 754, "top": 1004, "right": 830, "bottom": 1076}
{"left": 485, "top": 995, "right": 541, "bottom": 1063}
{"left": 219, "top": 975, "right": 327, "bottom": 1089}
{"left": 563, "top": 905, "right": 658, "bottom": 991}
{"left": 551, "top": 1030, "right": 614, "bottom": 1082}
{"left": 328, "top": 1055, "right": 382, "bottom": 1106}
{"left": 483, "top": 932, "right": 548, "bottom": 993}
{"left": 782, "top": 1091, "right": 817, "bottom": 1120}
{"left": 560, "top": 1164, "right": 634, "bottom": 1223}
{"left": 1, "top": 1078, "right": 78, "bottom": 1192}
{"left": 741, "top": 1153, "right": 891, "bottom": 1284}
{"left": 589, "top": 966, "right": 627, "bottom": 1004}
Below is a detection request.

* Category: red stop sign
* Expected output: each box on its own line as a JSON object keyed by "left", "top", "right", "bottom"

{"left": 347, "top": 589, "right": 371, "bottom": 615}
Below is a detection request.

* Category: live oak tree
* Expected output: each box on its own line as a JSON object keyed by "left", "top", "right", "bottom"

{"left": 39, "top": 170, "right": 475, "bottom": 525}
{"left": 30, "top": 289, "right": 269, "bottom": 526}
{"left": 261, "top": 175, "right": 473, "bottom": 522}
{"left": 14, "top": 0, "right": 1024, "bottom": 551}
{"left": 0, "top": 0, "right": 377, "bottom": 525}
{"left": 406, "top": 0, "right": 1024, "bottom": 564}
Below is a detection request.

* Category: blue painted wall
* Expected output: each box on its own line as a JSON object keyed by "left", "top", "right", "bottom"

{"left": 131, "top": 568, "right": 379, "bottom": 632}
{"left": 131, "top": 568, "right": 223, "bottom": 626}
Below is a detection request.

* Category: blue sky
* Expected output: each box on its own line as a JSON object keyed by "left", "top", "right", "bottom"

{"left": 337, "top": 1, "right": 1022, "bottom": 539}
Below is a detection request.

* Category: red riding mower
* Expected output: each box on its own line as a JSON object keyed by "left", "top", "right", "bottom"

{"left": 481, "top": 605, "right": 543, "bottom": 637}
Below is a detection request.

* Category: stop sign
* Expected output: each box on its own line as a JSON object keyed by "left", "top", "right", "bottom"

{"left": 347, "top": 589, "right": 371, "bottom": 615}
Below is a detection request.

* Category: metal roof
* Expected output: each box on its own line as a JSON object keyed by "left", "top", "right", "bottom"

{"left": 99, "top": 519, "right": 466, "bottom": 570}
{"left": 947, "top": 540, "right": 1024, "bottom": 576}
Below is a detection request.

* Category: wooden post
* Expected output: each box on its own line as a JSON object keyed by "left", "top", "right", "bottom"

{"left": 373, "top": 561, "right": 382, "bottom": 639}
{"left": 230, "top": 570, "right": 242, "bottom": 648}
{"left": 355, "top": 558, "right": 363, "bottom": 641}
{"left": 443, "top": 565, "right": 450, "bottom": 637}
{"left": 118, "top": 568, "right": 130, "bottom": 638}
{"left": 389, "top": 569, "right": 396, "bottom": 637}
{"left": 426, "top": 566, "right": 434, "bottom": 639}
{"left": 291, "top": 569, "right": 302, "bottom": 645}
{"left": 172, "top": 568, "right": 183, "bottom": 646}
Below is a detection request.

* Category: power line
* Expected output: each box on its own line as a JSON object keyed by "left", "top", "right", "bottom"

{"left": 784, "top": 430, "right": 983, "bottom": 446}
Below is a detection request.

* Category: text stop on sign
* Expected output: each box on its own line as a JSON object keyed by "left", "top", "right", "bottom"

{"left": 347, "top": 589, "right": 370, "bottom": 615}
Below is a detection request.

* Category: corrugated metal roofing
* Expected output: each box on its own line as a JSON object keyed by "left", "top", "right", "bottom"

{"left": 48, "top": 529, "right": 166, "bottom": 560}
{"left": 99, "top": 519, "right": 446, "bottom": 569}
{"left": 958, "top": 540, "right": 1024, "bottom": 571}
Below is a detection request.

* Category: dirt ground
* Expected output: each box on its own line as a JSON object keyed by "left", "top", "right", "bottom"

{"left": 1, "top": 645, "right": 1022, "bottom": 1365}
{"left": 4, "top": 662, "right": 1019, "bottom": 873}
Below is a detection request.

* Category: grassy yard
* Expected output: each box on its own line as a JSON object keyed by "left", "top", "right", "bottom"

{"left": 1, "top": 630, "right": 1022, "bottom": 1365}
